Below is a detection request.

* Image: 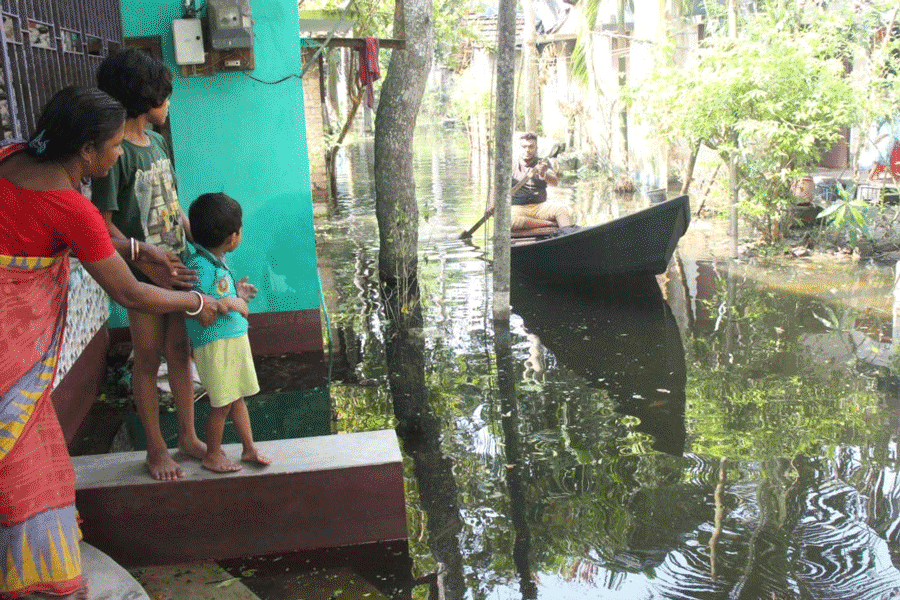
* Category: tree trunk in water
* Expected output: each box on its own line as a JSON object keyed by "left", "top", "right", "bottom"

{"left": 521, "top": 0, "right": 539, "bottom": 133}
{"left": 493, "top": 0, "right": 517, "bottom": 319}
{"left": 375, "top": 0, "right": 434, "bottom": 291}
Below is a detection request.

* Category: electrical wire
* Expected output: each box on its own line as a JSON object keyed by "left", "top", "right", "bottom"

{"left": 240, "top": 71, "right": 301, "bottom": 85}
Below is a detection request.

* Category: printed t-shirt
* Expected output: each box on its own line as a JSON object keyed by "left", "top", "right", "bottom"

{"left": 185, "top": 244, "right": 249, "bottom": 348}
{"left": 90, "top": 129, "right": 186, "bottom": 259}
{"left": 0, "top": 178, "right": 114, "bottom": 261}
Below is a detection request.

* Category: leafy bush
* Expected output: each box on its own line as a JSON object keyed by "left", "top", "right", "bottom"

{"left": 631, "top": 4, "right": 862, "bottom": 241}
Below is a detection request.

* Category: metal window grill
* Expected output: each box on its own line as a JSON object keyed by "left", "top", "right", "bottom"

{"left": 0, "top": 0, "right": 123, "bottom": 140}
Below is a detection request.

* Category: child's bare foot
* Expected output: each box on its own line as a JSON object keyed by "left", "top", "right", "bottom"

{"left": 242, "top": 446, "right": 272, "bottom": 466}
{"left": 146, "top": 449, "right": 184, "bottom": 481}
{"left": 202, "top": 449, "right": 242, "bottom": 473}
{"left": 178, "top": 436, "right": 208, "bottom": 461}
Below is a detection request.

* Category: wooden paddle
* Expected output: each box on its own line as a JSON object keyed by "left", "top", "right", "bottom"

{"left": 459, "top": 145, "right": 562, "bottom": 240}
{"left": 459, "top": 167, "right": 534, "bottom": 239}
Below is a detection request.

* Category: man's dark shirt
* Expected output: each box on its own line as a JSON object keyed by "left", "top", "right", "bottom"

{"left": 511, "top": 159, "right": 547, "bottom": 206}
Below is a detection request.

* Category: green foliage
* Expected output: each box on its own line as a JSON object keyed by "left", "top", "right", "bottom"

{"left": 302, "top": 0, "right": 476, "bottom": 71}
{"left": 818, "top": 182, "right": 875, "bottom": 248}
{"left": 570, "top": 0, "right": 609, "bottom": 87}
{"left": 632, "top": 3, "right": 869, "bottom": 241}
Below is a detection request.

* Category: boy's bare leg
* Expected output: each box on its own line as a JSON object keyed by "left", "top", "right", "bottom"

{"left": 163, "top": 313, "right": 206, "bottom": 461}
{"left": 202, "top": 404, "right": 242, "bottom": 473}
{"left": 231, "top": 399, "right": 271, "bottom": 466}
{"left": 130, "top": 310, "right": 183, "bottom": 481}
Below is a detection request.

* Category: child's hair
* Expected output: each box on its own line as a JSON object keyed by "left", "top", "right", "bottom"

{"left": 190, "top": 193, "right": 242, "bottom": 249}
{"left": 26, "top": 86, "right": 126, "bottom": 162}
{"left": 96, "top": 48, "right": 173, "bottom": 118}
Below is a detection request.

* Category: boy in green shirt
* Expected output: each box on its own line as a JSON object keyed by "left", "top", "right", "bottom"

{"left": 92, "top": 49, "right": 204, "bottom": 480}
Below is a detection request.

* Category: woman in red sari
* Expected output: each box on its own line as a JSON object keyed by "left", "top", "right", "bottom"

{"left": 0, "top": 87, "right": 225, "bottom": 599}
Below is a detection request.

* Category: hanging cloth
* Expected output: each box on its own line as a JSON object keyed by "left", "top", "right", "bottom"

{"left": 357, "top": 37, "right": 381, "bottom": 109}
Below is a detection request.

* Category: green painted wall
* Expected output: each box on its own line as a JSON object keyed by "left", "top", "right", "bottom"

{"left": 113, "top": 0, "right": 319, "bottom": 328}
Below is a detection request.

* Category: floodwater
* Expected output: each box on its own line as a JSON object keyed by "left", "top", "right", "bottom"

{"left": 316, "top": 125, "right": 900, "bottom": 600}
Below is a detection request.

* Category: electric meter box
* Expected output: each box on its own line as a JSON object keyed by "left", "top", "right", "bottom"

{"left": 208, "top": 0, "right": 253, "bottom": 50}
{"left": 172, "top": 19, "right": 205, "bottom": 65}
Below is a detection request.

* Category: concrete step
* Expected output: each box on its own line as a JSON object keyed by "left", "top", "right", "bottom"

{"left": 130, "top": 563, "right": 389, "bottom": 600}
{"left": 72, "top": 430, "right": 406, "bottom": 567}
{"left": 81, "top": 541, "right": 150, "bottom": 600}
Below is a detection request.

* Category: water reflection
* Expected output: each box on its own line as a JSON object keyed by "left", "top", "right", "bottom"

{"left": 511, "top": 275, "right": 687, "bottom": 456}
{"left": 321, "top": 128, "right": 900, "bottom": 600}
{"left": 495, "top": 316, "right": 538, "bottom": 599}
{"left": 383, "top": 283, "right": 467, "bottom": 600}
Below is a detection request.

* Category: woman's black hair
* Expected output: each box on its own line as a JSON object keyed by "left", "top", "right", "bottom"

{"left": 190, "top": 193, "right": 243, "bottom": 250}
{"left": 97, "top": 48, "right": 173, "bottom": 118}
{"left": 25, "top": 86, "right": 125, "bottom": 162}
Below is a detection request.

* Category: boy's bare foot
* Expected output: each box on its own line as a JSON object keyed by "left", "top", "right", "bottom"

{"left": 178, "top": 436, "right": 208, "bottom": 461}
{"left": 242, "top": 447, "right": 272, "bottom": 466}
{"left": 202, "top": 449, "right": 242, "bottom": 473}
{"left": 146, "top": 449, "right": 184, "bottom": 481}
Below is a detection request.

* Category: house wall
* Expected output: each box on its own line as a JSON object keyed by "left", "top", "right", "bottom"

{"left": 628, "top": 0, "right": 667, "bottom": 190}
{"left": 117, "top": 0, "right": 323, "bottom": 355}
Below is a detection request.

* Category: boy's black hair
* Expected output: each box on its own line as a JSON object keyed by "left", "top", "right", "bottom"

{"left": 520, "top": 132, "right": 538, "bottom": 142}
{"left": 26, "top": 86, "right": 126, "bottom": 162}
{"left": 96, "top": 48, "right": 173, "bottom": 118}
{"left": 190, "top": 193, "right": 242, "bottom": 250}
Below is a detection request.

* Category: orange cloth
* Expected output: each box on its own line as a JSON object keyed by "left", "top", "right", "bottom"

{"left": 0, "top": 250, "right": 83, "bottom": 597}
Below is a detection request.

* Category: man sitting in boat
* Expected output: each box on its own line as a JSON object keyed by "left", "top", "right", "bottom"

{"left": 511, "top": 132, "right": 574, "bottom": 235}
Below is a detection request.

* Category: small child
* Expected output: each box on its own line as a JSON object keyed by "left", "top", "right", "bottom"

{"left": 186, "top": 192, "right": 270, "bottom": 472}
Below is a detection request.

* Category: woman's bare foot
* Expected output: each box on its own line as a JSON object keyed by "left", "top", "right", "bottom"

{"left": 202, "top": 449, "right": 242, "bottom": 473}
{"left": 242, "top": 446, "right": 272, "bottom": 466}
{"left": 146, "top": 448, "right": 184, "bottom": 481}
{"left": 23, "top": 582, "right": 88, "bottom": 599}
{"left": 178, "top": 436, "right": 208, "bottom": 461}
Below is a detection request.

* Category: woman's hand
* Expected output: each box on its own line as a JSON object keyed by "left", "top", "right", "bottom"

{"left": 236, "top": 276, "right": 258, "bottom": 301}
{"left": 195, "top": 295, "right": 228, "bottom": 327}
{"left": 135, "top": 243, "right": 197, "bottom": 290}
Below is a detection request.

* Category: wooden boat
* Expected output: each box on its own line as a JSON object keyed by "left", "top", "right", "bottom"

{"left": 511, "top": 194, "right": 690, "bottom": 280}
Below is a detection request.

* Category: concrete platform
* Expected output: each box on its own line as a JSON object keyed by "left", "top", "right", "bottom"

{"left": 81, "top": 541, "right": 150, "bottom": 600}
{"left": 72, "top": 430, "right": 407, "bottom": 567}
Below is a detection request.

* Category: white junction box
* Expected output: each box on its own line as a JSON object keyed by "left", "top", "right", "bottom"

{"left": 172, "top": 19, "right": 205, "bottom": 65}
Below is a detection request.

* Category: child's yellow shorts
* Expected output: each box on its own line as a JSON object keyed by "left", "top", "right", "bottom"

{"left": 193, "top": 334, "right": 260, "bottom": 408}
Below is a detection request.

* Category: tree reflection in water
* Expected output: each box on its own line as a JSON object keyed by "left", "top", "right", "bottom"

{"left": 383, "top": 279, "right": 467, "bottom": 600}
{"left": 324, "top": 132, "right": 900, "bottom": 598}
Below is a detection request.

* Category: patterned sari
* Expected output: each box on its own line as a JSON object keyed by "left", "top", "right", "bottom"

{"left": 0, "top": 251, "right": 82, "bottom": 597}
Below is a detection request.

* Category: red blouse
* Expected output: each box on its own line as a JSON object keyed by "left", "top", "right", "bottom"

{"left": 0, "top": 147, "right": 114, "bottom": 261}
